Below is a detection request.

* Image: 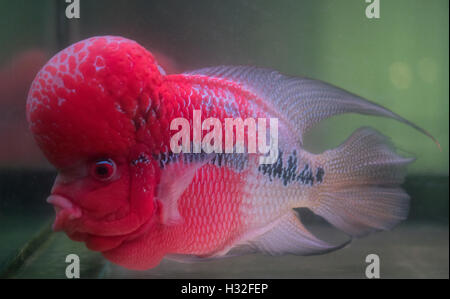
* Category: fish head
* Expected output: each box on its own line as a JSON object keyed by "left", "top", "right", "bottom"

{"left": 26, "top": 36, "right": 166, "bottom": 252}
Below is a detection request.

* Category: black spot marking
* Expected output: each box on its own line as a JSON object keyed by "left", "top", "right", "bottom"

{"left": 154, "top": 152, "right": 176, "bottom": 168}
{"left": 154, "top": 151, "right": 249, "bottom": 172}
{"left": 316, "top": 167, "right": 325, "bottom": 183}
{"left": 131, "top": 153, "right": 150, "bottom": 166}
{"left": 258, "top": 151, "right": 325, "bottom": 187}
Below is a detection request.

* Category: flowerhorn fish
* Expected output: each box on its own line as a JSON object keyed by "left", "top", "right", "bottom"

{"left": 26, "top": 36, "right": 439, "bottom": 270}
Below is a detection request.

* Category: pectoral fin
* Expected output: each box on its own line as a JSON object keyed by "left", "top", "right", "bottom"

{"left": 156, "top": 154, "right": 214, "bottom": 225}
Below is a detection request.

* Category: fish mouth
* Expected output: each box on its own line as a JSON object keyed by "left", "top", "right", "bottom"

{"left": 46, "top": 194, "right": 153, "bottom": 252}
{"left": 47, "top": 195, "right": 82, "bottom": 232}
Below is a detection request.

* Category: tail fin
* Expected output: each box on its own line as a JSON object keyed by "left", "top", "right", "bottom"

{"left": 310, "top": 127, "right": 413, "bottom": 238}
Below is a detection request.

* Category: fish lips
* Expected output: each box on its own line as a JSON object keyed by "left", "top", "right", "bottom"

{"left": 47, "top": 194, "right": 82, "bottom": 232}
{"left": 46, "top": 194, "right": 153, "bottom": 252}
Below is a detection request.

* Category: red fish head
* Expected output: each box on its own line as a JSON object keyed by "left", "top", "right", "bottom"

{"left": 26, "top": 36, "right": 165, "bottom": 252}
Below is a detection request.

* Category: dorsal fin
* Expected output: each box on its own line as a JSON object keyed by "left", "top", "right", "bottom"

{"left": 185, "top": 66, "right": 440, "bottom": 149}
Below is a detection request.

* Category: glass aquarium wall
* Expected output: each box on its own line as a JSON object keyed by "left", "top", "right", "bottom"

{"left": 0, "top": 0, "right": 448, "bottom": 279}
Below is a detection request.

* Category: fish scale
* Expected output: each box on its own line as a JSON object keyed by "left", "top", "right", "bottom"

{"left": 26, "top": 36, "right": 438, "bottom": 270}
{"left": 174, "top": 166, "right": 247, "bottom": 254}
{"left": 145, "top": 77, "right": 315, "bottom": 255}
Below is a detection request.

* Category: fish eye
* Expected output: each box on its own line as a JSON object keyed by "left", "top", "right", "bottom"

{"left": 91, "top": 159, "right": 116, "bottom": 181}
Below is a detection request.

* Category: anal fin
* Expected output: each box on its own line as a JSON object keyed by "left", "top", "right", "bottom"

{"left": 242, "top": 212, "right": 350, "bottom": 256}
{"left": 165, "top": 212, "right": 350, "bottom": 263}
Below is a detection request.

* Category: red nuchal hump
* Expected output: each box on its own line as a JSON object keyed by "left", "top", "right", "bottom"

{"left": 26, "top": 36, "right": 164, "bottom": 169}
